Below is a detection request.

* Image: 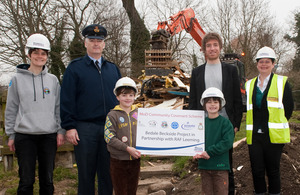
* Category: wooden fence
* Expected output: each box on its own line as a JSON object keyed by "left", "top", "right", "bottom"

{"left": 0, "top": 90, "right": 75, "bottom": 171}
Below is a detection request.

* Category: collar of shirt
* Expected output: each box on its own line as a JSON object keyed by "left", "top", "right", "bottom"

{"left": 257, "top": 73, "right": 271, "bottom": 92}
{"left": 88, "top": 56, "right": 102, "bottom": 69}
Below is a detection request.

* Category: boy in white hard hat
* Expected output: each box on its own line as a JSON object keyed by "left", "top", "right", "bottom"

{"left": 104, "top": 77, "right": 141, "bottom": 195}
{"left": 193, "top": 87, "right": 234, "bottom": 195}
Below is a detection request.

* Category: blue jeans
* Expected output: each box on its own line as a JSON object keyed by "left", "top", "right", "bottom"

{"left": 75, "top": 121, "right": 112, "bottom": 195}
{"left": 15, "top": 133, "right": 57, "bottom": 195}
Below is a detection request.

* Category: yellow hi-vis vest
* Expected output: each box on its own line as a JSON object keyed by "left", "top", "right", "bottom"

{"left": 245, "top": 74, "right": 290, "bottom": 144}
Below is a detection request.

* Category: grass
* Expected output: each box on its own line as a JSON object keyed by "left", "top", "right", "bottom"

{"left": 172, "top": 156, "right": 192, "bottom": 178}
{"left": 0, "top": 158, "right": 78, "bottom": 194}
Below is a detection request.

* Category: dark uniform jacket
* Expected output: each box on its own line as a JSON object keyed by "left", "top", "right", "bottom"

{"left": 60, "top": 55, "right": 121, "bottom": 130}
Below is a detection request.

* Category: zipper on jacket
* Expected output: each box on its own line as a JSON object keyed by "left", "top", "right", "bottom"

{"left": 32, "top": 74, "right": 36, "bottom": 101}
{"left": 128, "top": 113, "right": 133, "bottom": 160}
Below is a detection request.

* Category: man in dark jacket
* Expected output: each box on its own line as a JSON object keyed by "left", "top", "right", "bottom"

{"left": 189, "top": 32, "right": 243, "bottom": 195}
{"left": 60, "top": 24, "right": 121, "bottom": 195}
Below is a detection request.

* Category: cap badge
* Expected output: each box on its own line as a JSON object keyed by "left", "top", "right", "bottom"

{"left": 94, "top": 26, "right": 100, "bottom": 33}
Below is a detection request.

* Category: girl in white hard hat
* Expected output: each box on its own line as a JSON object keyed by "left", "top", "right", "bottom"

{"left": 245, "top": 46, "right": 294, "bottom": 195}
{"left": 193, "top": 87, "right": 234, "bottom": 195}
{"left": 104, "top": 77, "right": 141, "bottom": 195}
{"left": 5, "top": 33, "right": 65, "bottom": 194}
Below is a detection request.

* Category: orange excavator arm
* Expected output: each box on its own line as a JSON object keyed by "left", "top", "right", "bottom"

{"left": 157, "top": 8, "right": 206, "bottom": 47}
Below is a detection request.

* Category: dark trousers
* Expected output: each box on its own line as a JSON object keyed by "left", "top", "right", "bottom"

{"left": 228, "top": 147, "right": 234, "bottom": 195}
{"left": 75, "top": 121, "right": 112, "bottom": 195}
{"left": 14, "top": 133, "right": 57, "bottom": 195}
{"left": 110, "top": 158, "right": 140, "bottom": 195}
{"left": 248, "top": 133, "right": 284, "bottom": 194}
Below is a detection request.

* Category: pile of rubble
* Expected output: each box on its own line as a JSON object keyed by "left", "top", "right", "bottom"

{"left": 135, "top": 69, "right": 190, "bottom": 110}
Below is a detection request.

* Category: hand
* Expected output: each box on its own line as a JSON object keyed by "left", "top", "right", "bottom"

{"left": 7, "top": 139, "right": 15, "bottom": 152}
{"left": 57, "top": 134, "right": 65, "bottom": 147}
{"left": 193, "top": 153, "right": 202, "bottom": 160}
{"left": 193, "top": 151, "right": 210, "bottom": 160}
{"left": 66, "top": 129, "right": 80, "bottom": 145}
{"left": 234, "top": 127, "right": 239, "bottom": 134}
{"left": 126, "top": 146, "right": 141, "bottom": 159}
{"left": 200, "top": 151, "right": 210, "bottom": 159}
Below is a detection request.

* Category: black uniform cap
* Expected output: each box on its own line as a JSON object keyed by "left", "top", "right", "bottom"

{"left": 82, "top": 24, "right": 107, "bottom": 40}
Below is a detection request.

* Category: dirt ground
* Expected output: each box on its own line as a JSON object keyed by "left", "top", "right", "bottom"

{"left": 172, "top": 125, "right": 300, "bottom": 195}
{"left": 1, "top": 126, "right": 299, "bottom": 195}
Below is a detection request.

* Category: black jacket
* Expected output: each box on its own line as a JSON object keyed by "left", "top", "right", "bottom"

{"left": 60, "top": 55, "right": 121, "bottom": 130}
{"left": 189, "top": 62, "right": 243, "bottom": 129}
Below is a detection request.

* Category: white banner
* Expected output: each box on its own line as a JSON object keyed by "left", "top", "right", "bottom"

{"left": 136, "top": 108, "right": 205, "bottom": 156}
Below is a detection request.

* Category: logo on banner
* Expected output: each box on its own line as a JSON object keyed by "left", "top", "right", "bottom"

{"left": 194, "top": 146, "right": 203, "bottom": 152}
{"left": 148, "top": 120, "right": 157, "bottom": 127}
{"left": 161, "top": 121, "right": 168, "bottom": 128}
{"left": 181, "top": 122, "right": 196, "bottom": 130}
{"left": 198, "top": 123, "right": 204, "bottom": 130}
{"left": 171, "top": 122, "right": 179, "bottom": 129}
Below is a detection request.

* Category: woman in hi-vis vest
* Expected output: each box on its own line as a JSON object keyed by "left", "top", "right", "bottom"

{"left": 245, "top": 46, "right": 294, "bottom": 195}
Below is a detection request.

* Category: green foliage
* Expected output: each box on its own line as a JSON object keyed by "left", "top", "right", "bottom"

{"left": 289, "top": 111, "right": 300, "bottom": 123}
{"left": 48, "top": 19, "right": 67, "bottom": 82}
{"left": 0, "top": 159, "right": 19, "bottom": 194}
{"left": 192, "top": 53, "right": 198, "bottom": 68}
{"left": 69, "top": 32, "right": 85, "bottom": 61}
{"left": 53, "top": 166, "right": 77, "bottom": 181}
{"left": 235, "top": 113, "right": 246, "bottom": 142}
{"left": 172, "top": 156, "right": 192, "bottom": 179}
{"left": 285, "top": 12, "right": 300, "bottom": 71}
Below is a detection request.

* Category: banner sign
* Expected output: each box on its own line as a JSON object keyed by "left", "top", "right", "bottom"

{"left": 136, "top": 108, "right": 205, "bottom": 156}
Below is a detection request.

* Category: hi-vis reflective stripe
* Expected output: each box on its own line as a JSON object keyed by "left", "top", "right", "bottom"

{"left": 269, "top": 122, "right": 289, "bottom": 129}
{"left": 246, "top": 80, "right": 253, "bottom": 111}
{"left": 246, "top": 125, "right": 253, "bottom": 130}
{"left": 268, "top": 101, "right": 283, "bottom": 108}
{"left": 275, "top": 75, "right": 284, "bottom": 109}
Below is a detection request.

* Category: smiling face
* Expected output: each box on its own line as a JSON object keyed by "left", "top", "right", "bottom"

{"left": 85, "top": 38, "right": 105, "bottom": 59}
{"left": 204, "top": 97, "right": 221, "bottom": 118}
{"left": 257, "top": 58, "right": 275, "bottom": 76}
{"left": 28, "top": 49, "right": 48, "bottom": 67}
{"left": 204, "top": 39, "right": 221, "bottom": 61}
{"left": 117, "top": 92, "right": 135, "bottom": 111}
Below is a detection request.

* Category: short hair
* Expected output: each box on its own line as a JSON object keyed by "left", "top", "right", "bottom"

{"left": 201, "top": 32, "right": 223, "bottom": 52}
{"left": 256, "top": 58, "right": 275, "bottom": 63}
{"left": 116, "top": 86, "right": 136, "bottom": 96}
{"left": 28, "top": 48, "right": 49, "bottom": 57}
{"left": 203, "top": 97, "right": 222, "bottom": 111}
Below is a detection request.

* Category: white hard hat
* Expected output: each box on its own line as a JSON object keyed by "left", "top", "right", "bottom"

{"left": 113, "top": 77, "right": 137, "bottom": 95}
{"left": 256, "top": 46, "right": 276, "bottom": 60}
{"left": 25, "top": 33, "right": 51, "bottom": 55}
{"left": 200, "top": 87, "right": 226, "bottom": 107}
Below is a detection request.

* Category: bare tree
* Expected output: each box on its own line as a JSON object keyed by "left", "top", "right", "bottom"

{"left": 121, "top": 0, "right": 150, "bottom": 77}
{"left": 211, "top": 0, "right": 237, "bottom": 53}
{"left": 93, "top": 0, "right": 131, "bottom": 76}
{"left": 0, "top": 0, "right": 132, "bottom": 79}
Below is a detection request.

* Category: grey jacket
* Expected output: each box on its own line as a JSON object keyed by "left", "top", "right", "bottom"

{"left": 5, "top": 64, "right": 64, "bottom": 140}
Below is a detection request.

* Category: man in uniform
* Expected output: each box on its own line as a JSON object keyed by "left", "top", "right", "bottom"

{"left": 60, "top": 24, "right": 121, "bottom": 195}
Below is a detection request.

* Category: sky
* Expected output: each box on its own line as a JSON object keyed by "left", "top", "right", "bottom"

{"left": 270, "top": 0, "right": 300, "bottom": 28}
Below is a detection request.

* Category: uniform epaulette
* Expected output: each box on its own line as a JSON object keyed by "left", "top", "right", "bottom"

{"left": 69, "top": 56, "right": 85, "bottom": 64}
